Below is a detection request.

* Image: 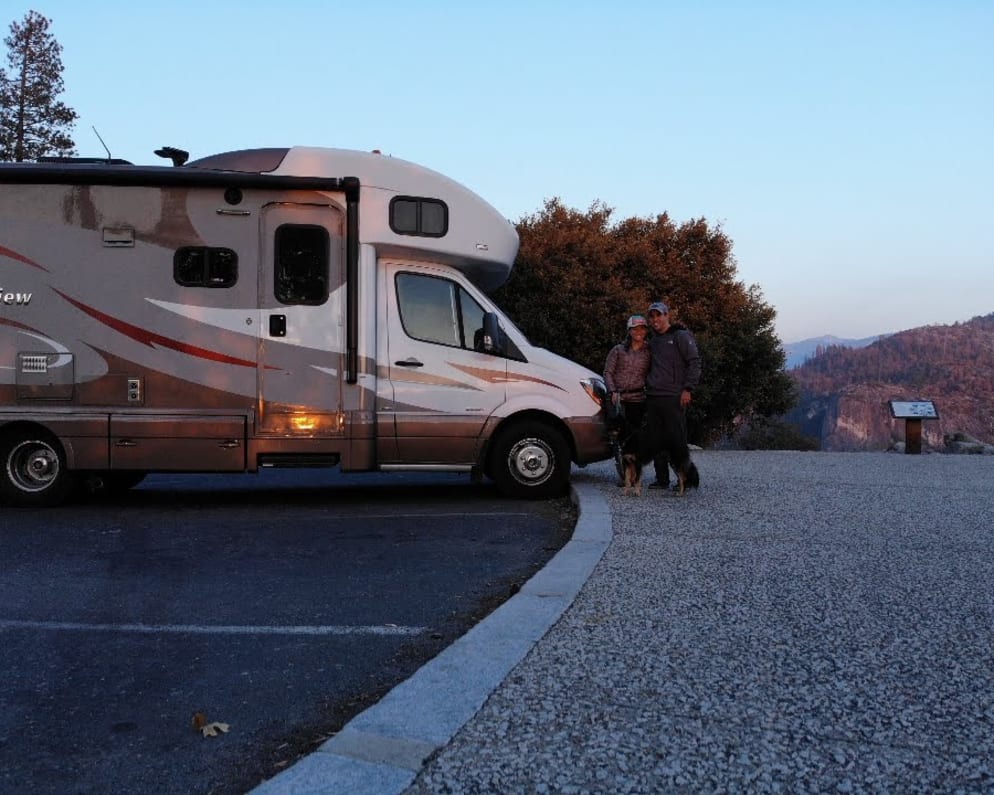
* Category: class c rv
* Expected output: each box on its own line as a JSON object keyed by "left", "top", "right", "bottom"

{"left": 0, "top": 146, "right": 611, "bottom": 507}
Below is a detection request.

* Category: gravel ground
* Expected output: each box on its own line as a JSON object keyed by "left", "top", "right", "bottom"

{"left": 407, "top": 450, "right": 994, "bottom": 794}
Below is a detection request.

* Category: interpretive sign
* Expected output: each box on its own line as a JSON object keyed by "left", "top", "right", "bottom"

{"left": 888, "top": 400, "right": 938, "bottom": 454}
{"left": 888, "top": 400, "right": 939, "bottom": 419}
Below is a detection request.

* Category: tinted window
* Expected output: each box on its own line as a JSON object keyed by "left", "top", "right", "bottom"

{"left": 275, "top": 224, "right": 329, "bottom": 305}
{"left": 389, "top": 196, "right": 448, "bottom": 237}
{"left": 174, "top": 247, "right": 238, "bottom": 287}
{"left": 391, "top": 200, "right": 419, "bottom": 234}
{"left": 420, "top": 201, "right": 447, "bottom": 235}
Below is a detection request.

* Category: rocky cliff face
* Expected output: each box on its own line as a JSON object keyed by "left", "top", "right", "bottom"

{"left": 788, "top": 314, "right": 994, "bottom": 452}
{"left": 791, "top": 384, "right": 992, "bottom": 452}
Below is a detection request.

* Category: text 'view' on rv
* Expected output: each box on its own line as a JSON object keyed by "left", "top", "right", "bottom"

{"left": 0, "top": 146, "right": 611, "bottom": 507}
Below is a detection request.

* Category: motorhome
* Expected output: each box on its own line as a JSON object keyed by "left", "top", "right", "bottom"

{"left": 0, "top": 146, "right": 611, "bottom": 507}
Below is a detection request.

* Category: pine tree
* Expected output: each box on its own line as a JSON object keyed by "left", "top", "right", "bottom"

{"left": 0, "top": 10, "right": 77, "bottom": 161}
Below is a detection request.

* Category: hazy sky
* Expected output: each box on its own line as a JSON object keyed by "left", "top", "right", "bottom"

{"left": 8, "top": 1, "right": 993, "bottom": 343}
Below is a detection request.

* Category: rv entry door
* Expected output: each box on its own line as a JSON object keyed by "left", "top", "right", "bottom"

{"left": 258, "top": 202, "right": 346, "bottom": 435}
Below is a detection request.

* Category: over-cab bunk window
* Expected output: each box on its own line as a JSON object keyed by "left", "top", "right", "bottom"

{"left": 274, "top": 224, "right": 329, "bottom": 305}
{"left": 390, "top": 196, "right": 448, "bottom": 237}
{"left": 174, "top": 247, "right": 238, "bottom": 287}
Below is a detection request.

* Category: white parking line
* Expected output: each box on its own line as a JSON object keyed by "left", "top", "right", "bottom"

{"left": 0, "top": 619, "right": 425, "bottom": 636}
{"left": 335, "top": 512, "right": 533, "bottom": 519}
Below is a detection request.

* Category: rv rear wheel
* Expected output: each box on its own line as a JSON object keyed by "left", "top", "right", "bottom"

{"left": 0, "top": 429, "right": 75, "bottom": 508}
{"left": 490, "top": 420, "right": 570, "bottom": 500}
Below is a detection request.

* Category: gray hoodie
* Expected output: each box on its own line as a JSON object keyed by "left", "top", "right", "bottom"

{"left": 645, "top": 326, "right": 701, "bottom": 397}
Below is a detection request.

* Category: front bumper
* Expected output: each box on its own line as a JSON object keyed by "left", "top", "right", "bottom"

{"left": 568, "top": 414, "right": 613, "bottom": 464}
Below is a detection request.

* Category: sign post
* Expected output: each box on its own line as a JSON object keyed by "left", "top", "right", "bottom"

{"left": 888, "top": 401, "right": 939, "bottom": 454}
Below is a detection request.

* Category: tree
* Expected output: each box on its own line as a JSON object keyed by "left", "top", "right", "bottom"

{"left": 0, "top": 10, "right": 77, "bottom": 161}
{"left": 493, "top": 198, "right": 796, "bottom": 445}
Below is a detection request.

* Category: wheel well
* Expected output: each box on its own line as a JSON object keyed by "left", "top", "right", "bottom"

{"left": 483, "top": 411, "right": 575, "bottom": 471}
{"left": 1, "top": 420, "right": 56, "bottom": 440}
{"left": 0, "top": 421, "right": 68, "bottom": 462}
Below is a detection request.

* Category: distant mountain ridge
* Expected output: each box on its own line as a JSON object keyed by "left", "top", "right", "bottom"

{"left": 785, "top": 313, "right": 994, "bottom": 451}
{"left": 782, "top": 334, "right": 881, "bottom": 369}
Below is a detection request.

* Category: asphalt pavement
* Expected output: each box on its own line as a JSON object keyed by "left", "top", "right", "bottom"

{"left": 253, "top": 450, "right": 994, "bottom": 794}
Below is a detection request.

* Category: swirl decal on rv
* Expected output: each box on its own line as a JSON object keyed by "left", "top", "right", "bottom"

{"left": 0, "top": 243, "right": 49, "bottom": 272}
{"left": 447, "top": 362, "right": 567, "bottom": 391}
{"left": 0, "top": 318, "right": 71, "bottom": 371}
{"left": 52, "top": 289, "right": 276, "bottom": 369}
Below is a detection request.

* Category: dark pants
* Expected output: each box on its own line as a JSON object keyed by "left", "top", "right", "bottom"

{"left": 622, "top": 400, "right": 670, "bottom": 484}
{"left": 645, "top": 395, "right": 690, "bottom": 472}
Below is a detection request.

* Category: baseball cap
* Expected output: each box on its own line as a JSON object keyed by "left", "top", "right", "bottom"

{"left": 626, "top": 314, "right": 648, "bottom": 330}
{"left": 648, "top": 301, "right": 669, "bottom": 315}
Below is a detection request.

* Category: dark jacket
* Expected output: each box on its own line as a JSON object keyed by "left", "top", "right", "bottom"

{"left": 645, "top": 324, "right": 701, "bottom": 398}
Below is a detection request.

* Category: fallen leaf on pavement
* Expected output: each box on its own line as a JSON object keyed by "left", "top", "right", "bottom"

{"left": 201, "top": 722, "right": 230, "bottom": 738}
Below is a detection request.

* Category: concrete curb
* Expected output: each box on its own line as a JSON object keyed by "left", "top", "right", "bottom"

{"left": 251, "top": 480, "right": 612, "bottom": 795}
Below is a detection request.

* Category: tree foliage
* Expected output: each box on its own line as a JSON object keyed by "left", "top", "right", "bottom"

{"left": 0, "top": 10, "right": 77, "bottom": 161}
{"left": 493, "top": 199, "right": 796, "bottom": 445}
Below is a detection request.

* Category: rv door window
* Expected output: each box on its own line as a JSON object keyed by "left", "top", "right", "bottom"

{"left": 396, "top": 272, "right": 485, "bottom": 350}
{"left": 174, "top": 247, "right": 238, "bottom": 287}
{"left": 274, "top": 224, "right": 329, "bottom": 305}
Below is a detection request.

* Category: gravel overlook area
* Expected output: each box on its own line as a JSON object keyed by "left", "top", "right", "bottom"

{"left": 408, "top": 451, "right": 994, "bottom": 794}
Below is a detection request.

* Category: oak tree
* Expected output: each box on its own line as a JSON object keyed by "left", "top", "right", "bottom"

{"left": 494, "top": 199, "right": 795, "bottom": 445}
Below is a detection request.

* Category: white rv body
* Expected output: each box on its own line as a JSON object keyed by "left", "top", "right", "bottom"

{"left": 0, "top": 147, "right": 610, "bottom": 506}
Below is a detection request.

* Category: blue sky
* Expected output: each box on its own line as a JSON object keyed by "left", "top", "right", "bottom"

{"left": 7, "top": 1, "right": 993, "bottom": 342}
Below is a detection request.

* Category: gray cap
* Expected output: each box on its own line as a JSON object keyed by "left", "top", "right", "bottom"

{"left": 648, "top": 301, "right": 669, "bottom": 315}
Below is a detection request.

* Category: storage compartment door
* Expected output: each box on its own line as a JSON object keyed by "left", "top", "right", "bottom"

{"left": 110, "top": 415, "right": 247, "bottom": 470}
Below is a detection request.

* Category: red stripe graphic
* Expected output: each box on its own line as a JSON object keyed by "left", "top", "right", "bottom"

{"left": 0, "top": 317, "right": 41, "bottom": 333}
{"left": 0, "top": 244, "right": 49, "bottom": 272}
{"left": 54, "top": 289, "right": 270, "bottom": 370}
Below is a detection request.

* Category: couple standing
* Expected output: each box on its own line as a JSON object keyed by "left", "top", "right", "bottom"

{"left": 603, "top": 301, "right": 701, "bottom": 489}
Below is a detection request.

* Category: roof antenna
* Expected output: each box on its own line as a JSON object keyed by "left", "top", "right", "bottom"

{"left": 92, "top": 126, "right": 113, "bottom": 162}
{"left": 154, "top": 146, "right": 189, "bottom": 167}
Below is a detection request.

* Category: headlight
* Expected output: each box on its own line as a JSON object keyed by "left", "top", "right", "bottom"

{"left": 580, "top": 377, "right": 607, "bottom": 407}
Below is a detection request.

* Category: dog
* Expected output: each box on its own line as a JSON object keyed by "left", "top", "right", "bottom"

{"left": 623, "top": 421, "right": 700, "bottom": 497}
{"left": 621, "top": 452, "right": 643, "bottom": 496}
{"left": 672, "top": 457, "right": 700, "bottom": 496}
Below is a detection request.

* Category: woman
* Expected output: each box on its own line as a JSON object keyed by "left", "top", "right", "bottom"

{"left": 604, "top": 314, "right": 651, "bottom": 437}
{"left": 604, "top": 313, "right": 670, "bottom": 488}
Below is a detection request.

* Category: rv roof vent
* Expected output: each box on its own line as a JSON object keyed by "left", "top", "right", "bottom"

{"left": 154, "top": 146, "right": 189, "bottom": 167}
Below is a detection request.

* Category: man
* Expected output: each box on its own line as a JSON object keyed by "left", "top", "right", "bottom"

{"left": 645, "top": 301, "right": 701, "bottom": 488}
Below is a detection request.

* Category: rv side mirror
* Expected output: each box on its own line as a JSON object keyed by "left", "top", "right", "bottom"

{"left": 480, "top": 312, "right": 505, "bottom": 354}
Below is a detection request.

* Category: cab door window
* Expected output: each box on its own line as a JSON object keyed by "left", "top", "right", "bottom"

{"left": 396, "top": 272, "right": 485, "bottom": 350}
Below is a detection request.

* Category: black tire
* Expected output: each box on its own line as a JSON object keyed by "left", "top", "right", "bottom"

{"left": 489, "top": 420, "right": 570, "bottom": 499}
{"left": 0, "top": 428, "right": 75, "bottom": 508}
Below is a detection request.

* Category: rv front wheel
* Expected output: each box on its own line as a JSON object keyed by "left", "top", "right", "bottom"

{"left": 0, "top": 429, "right": 75, "bottom": 508}
{"left": 490, "top": 421, "right": 570, "bottom": 499}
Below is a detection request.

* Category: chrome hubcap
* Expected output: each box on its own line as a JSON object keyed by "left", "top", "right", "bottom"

{"left": 507, "top": 437, "right": 554, "bottom": 485}
{"left": 8, "top": 440, "right": 60, "bottom": 493}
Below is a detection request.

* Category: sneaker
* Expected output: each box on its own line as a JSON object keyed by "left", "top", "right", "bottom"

{"left": 647, "top": 481, "right": 671, "bottom": 490}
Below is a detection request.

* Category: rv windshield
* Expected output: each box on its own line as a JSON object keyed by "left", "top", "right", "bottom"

{"left": 494, "top": 309, "right": 530, "bottom": 345}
